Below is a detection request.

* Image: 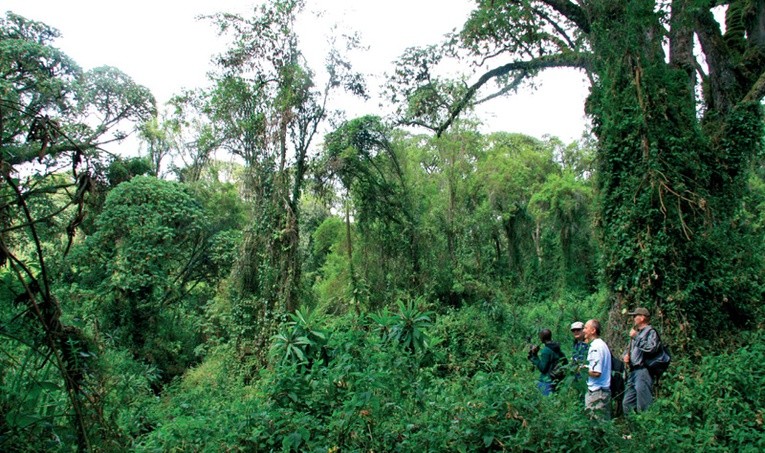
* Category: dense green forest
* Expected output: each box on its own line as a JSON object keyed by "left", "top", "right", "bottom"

{"left": 2, "top": 1, "right": 764, "bottom": 451}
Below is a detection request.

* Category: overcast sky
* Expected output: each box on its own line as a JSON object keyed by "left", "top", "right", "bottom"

{"left": 4, "top": 0, "right": 590, "bottom": 143}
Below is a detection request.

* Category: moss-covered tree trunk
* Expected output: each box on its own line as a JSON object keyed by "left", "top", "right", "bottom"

{"left": 586, "top": 0, "right": 764, "bottom": 342}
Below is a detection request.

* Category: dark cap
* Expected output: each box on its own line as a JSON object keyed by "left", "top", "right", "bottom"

{"left": 628, "top": 307, "right": 650, "bottom": 317}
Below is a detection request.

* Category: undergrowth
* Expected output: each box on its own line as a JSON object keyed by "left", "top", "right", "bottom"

{"left": 131, "top": 303, "right": 765, "bottom": 452}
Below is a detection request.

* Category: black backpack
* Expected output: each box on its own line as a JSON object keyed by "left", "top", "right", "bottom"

{"left": 549, "top": 350, "right": 569, "bottom": 383}
{"left": 610, "top": 352, "right": 626, "bottom": 416}
{"left": 644, "top": 329, "right": 671, "bottom": 378}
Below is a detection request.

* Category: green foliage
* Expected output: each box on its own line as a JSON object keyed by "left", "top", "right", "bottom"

{"left": 86, "top": 176, "right": 207, "bottom": 295}
{"left": 627, "top": 330, "right": 765, "bottom": 451}
{"left": 65, "top": 176, "right": 209, "bottom": 379}
{"left": 1, "top": 12, "right": 154, "bottom": 168}
{"left": 134, "top": 347, "right": 251, "bottom": 451}
{"left": 312, "top": 247, "right": 354, "bottom": 312}
{"left": 306, "top": 214, "right": 348, "bottom": 307}
{"left": 270, "top": 308, "right": 329, "bottom": 368}
{"left": 311, "top": 216, "right": 344, "bottom": 268}
{"left": 206, "top": 0, "right": 366, "bottom": 356}
{"left": 105, "top": 156, "right": 153, "bottom": 186}
{"left": 0, "top": 342, "right": 73, "bottom": 450}
{"left": 0, "top": 12, "right": 157, "bottom": 451}
{"left": 433, "top": 304, "right": 514, "bottom": 376}
{"left": 321, "top": 116, "right": 411, "bottom": 232}
{"left": 1, "top": 12, "right": 80, "bottom": 164}
{"left": 88, "top": 348, "right": 159, "bottom": 440}
{"left": 386, "top": 0, "right": 765, "bottom": 340}
{"left": 588, "top": 1, "right": 765, "bottom": 337}
{"left": 314, "top": 125, "right": 598, "bottom": 309}
{"left": 369, "top": 298, "right": 434, "bottom": 354}
{"left": 3, "top": 4, "right": 765, "bottom": 451}
{"left": 131, "top": 303, "right": 764, "bottom": 452}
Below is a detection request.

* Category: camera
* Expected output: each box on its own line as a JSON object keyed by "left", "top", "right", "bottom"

{"left": 526, "top": 336, "right": 540, "bottom": 359}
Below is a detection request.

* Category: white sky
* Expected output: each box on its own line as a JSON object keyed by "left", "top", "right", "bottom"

{"left": 4, "top": 0, "right": 590, "bottom": 145}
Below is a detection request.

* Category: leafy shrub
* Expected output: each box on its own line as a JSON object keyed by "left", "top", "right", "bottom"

{"left": 131, "top": 306, "right": 765, "bottom": 452}
{"left": 270, "top": 308, "right": 329, "bottom": 368}
{"left": 432, "top": 304, "right": 513, "bottom": 376}
{"left": 65, "top": 176, "right": 210, "bottom": 381}
{"left": 369, "top": 299, "right": 434, "bottom": 354}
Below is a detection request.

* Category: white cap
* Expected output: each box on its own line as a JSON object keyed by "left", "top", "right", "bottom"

{"left": 570, "top": 321, "right": 584, "bottom": 330}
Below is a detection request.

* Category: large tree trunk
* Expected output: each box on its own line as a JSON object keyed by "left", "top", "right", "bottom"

{"left": 586, "top": 0, "right": 764, "bottom": 343}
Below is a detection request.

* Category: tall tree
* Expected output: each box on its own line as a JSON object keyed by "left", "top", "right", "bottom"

{"left": 68, "top": 176, "right": 211, "bottom": 379}
{"left": 137, "top": 115, "right": 173, "bottom": 177}
{"left": 320, "top": 116, "right": 420, "bottom": 308}
{"left": 204, "top": 0, "right": 364, "bottom": 362}
{"left": 164, "top": 90, "right": 220, "bottom": 183}
{"left": 0, "top": 12, "right": 154, "bottom": 449}
{"left": 477, "top": 133, "right": 559, "bottom": 277}
{"left": 389, "top": 0, "right": 765, "bottom": 340}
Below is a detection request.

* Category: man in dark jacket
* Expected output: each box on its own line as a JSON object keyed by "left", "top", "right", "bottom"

{"left": 529, "top": 328, "right": 565, "bottom": 396}
{"left": 622, "top": 307, "right": 659, "bottom": 413}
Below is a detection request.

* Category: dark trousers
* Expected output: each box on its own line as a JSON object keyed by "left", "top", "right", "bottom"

{"left": 623, "top": 367, "right": 653, "bottom": 414}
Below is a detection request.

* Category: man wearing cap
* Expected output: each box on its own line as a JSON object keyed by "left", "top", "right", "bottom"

{"left": 570, "top": 321, "right": 588, "bottom": 384}
{"left": 570, "top": 321, "right": 588, "bottom": 365}
{"left": 622, "top": 307, "right": 659, "bottom": 413}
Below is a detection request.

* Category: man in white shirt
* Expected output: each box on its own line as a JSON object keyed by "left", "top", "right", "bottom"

{"left": 582, "top": 319, "right": 612, "bottom": 420}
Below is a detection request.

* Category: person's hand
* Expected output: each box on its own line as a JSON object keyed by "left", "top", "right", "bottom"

{"left": 629, "top": 328, "right": 637, "bottom": 338}
{"left": 529, "top": 345, "right": 540, "bottom": 355}
{"left": 623, "top": 353, "right": 630, "bottom": 364}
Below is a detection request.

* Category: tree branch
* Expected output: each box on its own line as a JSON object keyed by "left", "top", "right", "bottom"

{"left": 474, "top": 71, "right": 529, "bottom": 105}
{"left": 695, "top": 6, "right": 740, "bottom": 112}
{"left": 531, "top": 5, "right": 577, "bottom": 49}
{"left": 433, "top": 52, "right": 591, "bottom": 136}
{"left": 539, "top": 0, "right": 591, "bottom": 33}
{"left": 743, "top": 70, "right": 765, "bottom": 103}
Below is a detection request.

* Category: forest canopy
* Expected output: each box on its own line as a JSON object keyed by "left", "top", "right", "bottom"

{"left": 1, "top": 1, "right": 764, "bottom": 451}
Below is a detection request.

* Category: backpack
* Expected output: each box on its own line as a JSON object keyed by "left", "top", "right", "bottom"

{"left": 549, "top": 351, "right": 569, "bottom": 383}
{"left": 610, "top": 352, "right": 626, "bottom": 416}
{"left": 644, "top": 329, "right": 671, "bottom": 378}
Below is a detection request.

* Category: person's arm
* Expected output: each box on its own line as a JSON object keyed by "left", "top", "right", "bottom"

{"left": 586, "top": 345, "right": 603, "bottom": 377}
{"left": 623, "top": 339, "right": 632, "bottom": 364}
{"left": 629, "top": 328, "right": 658, "bottom": 366}
{"left": 636, "top": 328, "right": 659, "bottom": 354}
{"left": 531, "top": 346, "right": 552, "bottom": 373}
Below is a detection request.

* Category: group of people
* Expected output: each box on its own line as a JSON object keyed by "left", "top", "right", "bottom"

{"left": 528, "top": 307, "right": 663, "bottom": 420}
